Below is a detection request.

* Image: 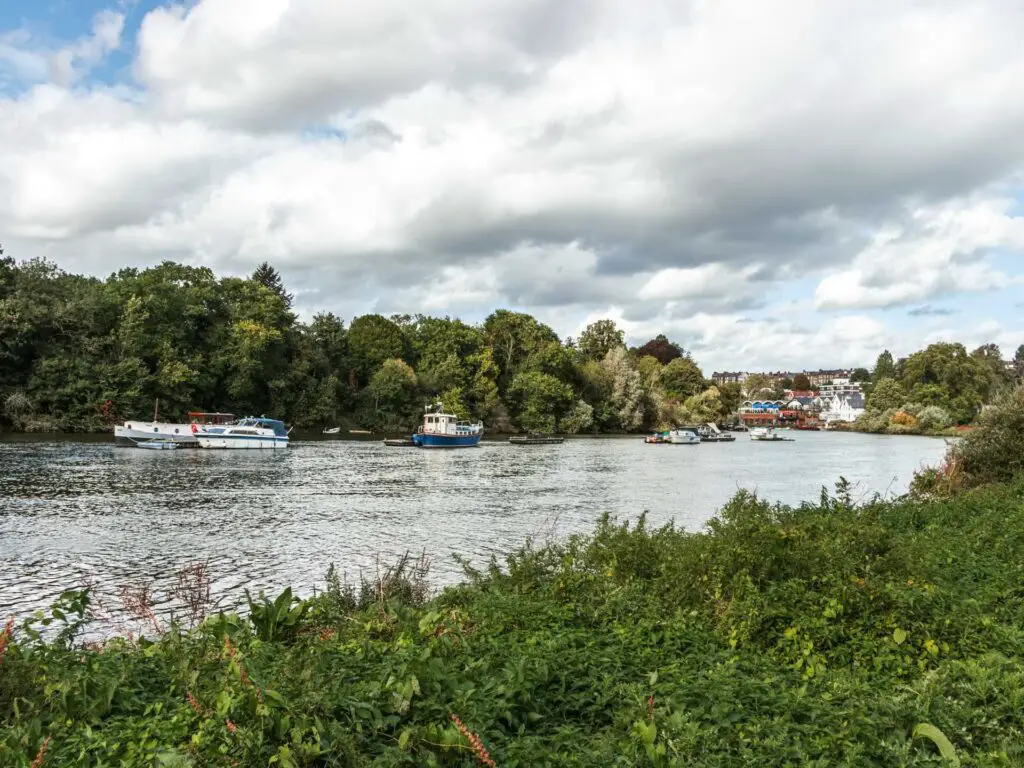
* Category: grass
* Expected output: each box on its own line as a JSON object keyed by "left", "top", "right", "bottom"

{"left": 3, "top": 475, "right": 1024, "bottom": 766}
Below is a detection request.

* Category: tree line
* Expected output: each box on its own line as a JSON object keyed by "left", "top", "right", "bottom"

{"left": 0, "top": 253, "right": 743, "bottom": 434}
{"left": 2, "top": 249, "right": 1018, "bottom": 434}
{"left": 857, "top": 343, "right": 1024, "bottom": 433}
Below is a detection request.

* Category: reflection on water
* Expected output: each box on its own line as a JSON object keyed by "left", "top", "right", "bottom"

{"left": 0, "top": 433, "right": 946, "bottom": 623}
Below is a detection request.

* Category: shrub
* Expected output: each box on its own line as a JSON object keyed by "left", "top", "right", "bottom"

{"left": 954, "top": 384, "right": 1024, "bottom": 485}
{"left": 889, "top": 410, "right": 918, "bottom": 428}
{"left": 916, "top": 405, "right": 952, "bottom": 432}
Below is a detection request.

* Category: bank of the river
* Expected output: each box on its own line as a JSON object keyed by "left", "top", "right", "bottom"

{"left": 3, "top": 478, "right": 1023, "bottom": 765}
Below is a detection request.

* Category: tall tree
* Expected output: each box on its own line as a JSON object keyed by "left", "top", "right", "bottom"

{"left": 873, "top": 350, "right": 896, "bottom": 382}
{"left": 791, "top": 373, "right": 811, "bottom": 391}
{"left": 252, "top": 262, "right": 294, "bottom": 308}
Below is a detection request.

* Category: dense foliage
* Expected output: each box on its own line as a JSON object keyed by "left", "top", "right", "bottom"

{"left": 3, "top": 476, "right": 1024, "bottom": 765}
{"left": 0, "top": 254, "right": 712, "bottom": 434}
{"left": 855, "top": 343, "right": 1019, "bottom": 434}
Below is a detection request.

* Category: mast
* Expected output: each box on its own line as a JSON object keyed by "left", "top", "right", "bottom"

{"left": 154, "top": 398, "right": 159, "bottom": 423}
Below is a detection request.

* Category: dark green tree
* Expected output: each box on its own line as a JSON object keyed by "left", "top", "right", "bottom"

{"left": 252, "top": 262, "right": 294, "bottom": 307}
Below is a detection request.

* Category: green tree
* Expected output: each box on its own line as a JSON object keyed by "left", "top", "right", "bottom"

{"left": 364, "top": 359, "right": 418, "bottom": 428}
{"left": 791, "top": 373, "right": 811, "bottom": 391}
{"left": 348, "top": 315, "right": 409, "bottom": 387}
{"left": 850, "top": 367, "right": 871, "bottom": 383}
{"left": 578, "top": 319, "right": 625, "bottom": 361}
{"left": 507, "top": 371, "right": 574, "bottom": 433}
{"left": 661, "top": 357, "right": 705, "bottom": 401}
{"left": 901, "top": 342, "right": 987, "bottom": 423}
{"left": 867, "top": 378, "right": 905, "bottom": 412}
{"left": 717, "top": 382, "right": 744, "bottom": 418}
{"left": 483, "top": 310, "right": 560, "bottom": 391}
{"left": 680, "top": 386, "right": 724, "bottom": 424}
{"left": 873, "top": 350, "right": 896, "bottom": 382}
{"left": 252, "top": 262, "right": 294, "bottom": 308}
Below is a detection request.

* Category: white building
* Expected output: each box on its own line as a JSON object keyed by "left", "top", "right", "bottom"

{"left": 818, "top": 393, "right": 866, "bottom": 423}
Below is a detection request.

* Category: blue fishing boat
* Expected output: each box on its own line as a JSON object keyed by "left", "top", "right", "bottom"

{"left": 411, "top": 404, "right": 483, "bottom": 448}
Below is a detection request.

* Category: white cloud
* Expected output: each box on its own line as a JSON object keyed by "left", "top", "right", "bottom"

{"left": 814, "top": 197, "right": 1024, "bottom": 310}
{"left": 0, "top": 0, "right": 1023, "bottom": 368}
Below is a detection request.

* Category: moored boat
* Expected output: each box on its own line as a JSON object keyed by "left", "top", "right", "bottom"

{"left": 322, "top": 427, "right": 342, "bottom": 435}
{"left": 697, "top": 423, "right": 736, "bottom": 442}
{"left": 509, "top": 434, "right": 564, "bottom": 445}
{"left": 114, "top": 407, "right": 235, "bottom": 447}
{"left": 750, "top": 427, "right": 794, "bottom": 442}
{"left": 411, "top": 404, "right": 483, "bottom": 448}
{"left": 135, "top": 439, "right": 180, "bottom": 451}
{"left": 645, "top": 428, "right": 700, "bottom": 445}
{"left": 195, "top": 417, "right": 291, "bottom": 450}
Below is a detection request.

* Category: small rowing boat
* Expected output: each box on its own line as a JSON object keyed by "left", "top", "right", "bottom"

{"left": 135, "top": 440, "right": 180, "bottom": 451}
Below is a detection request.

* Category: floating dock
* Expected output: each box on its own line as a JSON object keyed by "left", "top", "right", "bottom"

{"left": 508, "top": 436, "right": 564, "bottom": 445}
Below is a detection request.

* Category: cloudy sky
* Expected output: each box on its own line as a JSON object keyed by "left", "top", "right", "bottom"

{"left": 1, "top": 0, "right": 1023, "bottom": 372}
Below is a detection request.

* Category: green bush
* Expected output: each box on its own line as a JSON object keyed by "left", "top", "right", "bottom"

{"left": 955, "top": 384, "right": 1024, "bottom": 485}
{"left": 916, "top": 405, "right": 952, "bottom": 432}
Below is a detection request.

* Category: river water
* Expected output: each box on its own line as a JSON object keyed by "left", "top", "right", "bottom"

{"left": 0, "top": 432, "right": 946, "bottom": 625}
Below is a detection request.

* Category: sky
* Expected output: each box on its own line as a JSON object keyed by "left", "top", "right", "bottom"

{"left": 1, "top": 0, "right": 1023, "bottom": 373}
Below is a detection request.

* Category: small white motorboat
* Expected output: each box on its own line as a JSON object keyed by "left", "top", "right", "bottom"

{"left": 135, "top": 440, "right": 180, "bottom": 451}
{"left": 322, "top": 427, "right": 342, "bottom": 435}
{"left": 645, "top": 429, "right": 700, "bottom": 444}
{"left": 195, "top": 417, "right": 291, "bottom": 450}
{"left": 750, "top": 427, "right": 794, "bottom": 442}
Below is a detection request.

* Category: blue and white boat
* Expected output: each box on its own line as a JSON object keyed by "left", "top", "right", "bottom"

{"left": 195, "top": 417, "right": 291, "bottom": 450}
{"left": 411, "top": 404, "right": 483, "bottom": 448}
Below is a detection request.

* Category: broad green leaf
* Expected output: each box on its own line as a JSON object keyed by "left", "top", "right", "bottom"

{"left": 913, "top": 723, "right": 959, "bottom": 765}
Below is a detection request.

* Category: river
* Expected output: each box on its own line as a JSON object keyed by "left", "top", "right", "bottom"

{"left": 0, "top": 432, "right": 946, "bottom": 626}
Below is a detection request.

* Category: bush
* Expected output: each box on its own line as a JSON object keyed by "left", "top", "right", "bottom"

{"left": 916, "top": 405, "right": 952, "bottom": 432}
{"left": 889, "top": 410, "right": 918, "bottom": 428}
{"left": 955, "top": 384, "right": 1024, "bottom": 485}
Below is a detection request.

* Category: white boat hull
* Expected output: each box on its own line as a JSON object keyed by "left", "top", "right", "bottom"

{"left": 115, "top": 422, "right": 197, "bottom": 446}
{"left": 196, "top": 435, "right": 289, "bottom": 450}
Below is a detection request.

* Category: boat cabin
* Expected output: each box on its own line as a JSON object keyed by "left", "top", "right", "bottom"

{"left": 188, "top": 412, "right": 235, "bottom": 426}
{"left": 423, "top": 412, "right": 462, "bottom": 436}
{"left": 237, "top": 417, "right": 289, "bottom": 436}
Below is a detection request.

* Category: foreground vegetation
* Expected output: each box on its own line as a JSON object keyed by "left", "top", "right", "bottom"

{"left": 4, "top": 477, "right": 1024, "bottom": 764}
